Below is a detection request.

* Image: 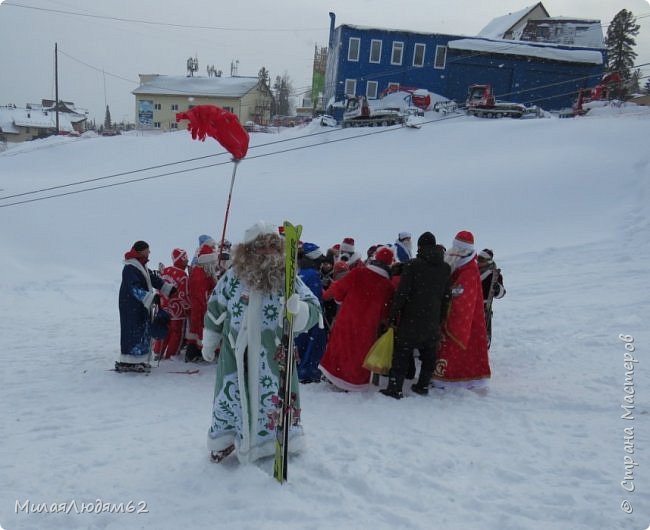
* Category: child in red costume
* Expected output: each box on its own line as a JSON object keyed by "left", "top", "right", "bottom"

{"left": 153, "top": 248, "right": 191, "bottom": 359}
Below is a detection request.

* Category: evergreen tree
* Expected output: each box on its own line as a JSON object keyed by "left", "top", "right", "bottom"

{"left": 104, "top": 105, "right": 112, "bottom": 130}
{"left": 645, "top": 78, "right": 650, "bottom": 95}
{"left": 605, "top": 9, "right": 640, "bottom": 98}
{"left": 273, "top": 73, "right": 293, "bottom": 116}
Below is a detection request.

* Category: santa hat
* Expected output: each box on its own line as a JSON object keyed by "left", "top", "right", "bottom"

{"left": 398, "top": 231, "right": 412, "bottom": 241}
{"left": 196, "top": 244, "right": 218, "bottom": 264}
{"left": 374, "top": 246, "right": 394, "bottom": 266}
{"left": 302, "top": 242, "right": 323, "bottom": 260}
{"left": 244, "top": 221, "right": 278, "bottom": 243}
{"left": 340, "top": 237, "right": 355, "bottom": 254}
{"left": 172, "top": 248, "right": 188, "bottom": 265}
{"left": 452, "top": 230, "right": 475, "bottom": 254}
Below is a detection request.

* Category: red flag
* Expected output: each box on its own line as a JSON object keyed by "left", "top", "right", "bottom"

{"left": 176, "top": 105, "right": 249, "bottom": 160}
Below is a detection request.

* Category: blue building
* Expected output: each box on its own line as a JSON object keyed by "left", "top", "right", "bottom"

{"left": 324, "top": 4, "right": 606, "bottom": 111}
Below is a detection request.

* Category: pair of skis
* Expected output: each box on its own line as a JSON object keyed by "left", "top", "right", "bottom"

{"left": 273, "top": 221, "right": 302, "bottom": 484}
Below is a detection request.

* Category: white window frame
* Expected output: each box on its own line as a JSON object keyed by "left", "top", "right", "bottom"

{"left": 154, "top": 103, "right": 162, "bottom": 110}
{"left": 387, "top": 82, "right": 400, "bottom": 93}
{"left": 391, "top": 41, "right": 404, "bottom": 65}
{"left": 366, "top": 81, "right": 379, "bottom": 99}
{"left": 434, "top": 45, "right": 447, "bottom": 69}
{"left": 170, "top": 104, "right": 179, "bottom": 111}
{"left": 413, "top": 43, "right": 426, "bottom": 67}
{"left": 369, "top": 39, "right": 382, "bottom": 64}
{"left": 344, "top": 79, "right": 357, "bottom": 96}
{"left": 154, "top": 122, "right": 161, "bottom": 129}
{"left": 348, "top": 37, "right": 361, "bottom": 62}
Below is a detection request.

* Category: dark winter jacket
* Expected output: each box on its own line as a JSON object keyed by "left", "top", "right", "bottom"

{"left": 388, "top": 245, "right": 451, "bottom": 342}
{"left": 119, "top": 259, "right": 168, "bottom": 356}
{"left": 479, "top": 265, "right": 506, "bottom": 303}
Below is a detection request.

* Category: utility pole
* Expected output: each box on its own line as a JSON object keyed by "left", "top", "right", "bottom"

{"left": 55, "top": 42, "right": 59, "bottom": 134}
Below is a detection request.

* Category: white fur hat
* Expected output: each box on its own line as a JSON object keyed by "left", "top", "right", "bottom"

{"left": 243, "top": 221, "right": 278, "bottom": 243}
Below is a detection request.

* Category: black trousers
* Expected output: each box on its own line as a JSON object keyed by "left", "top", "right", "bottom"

{"left": 390, "top": 334, "right": 438, "bottom": 387}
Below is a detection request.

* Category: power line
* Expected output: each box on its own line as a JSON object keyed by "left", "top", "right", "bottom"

{"left": 2, "top": 2, "right": 324, "bottom": 32}
{"left": 0, "top": 116, "right": 463, "bottom": 208}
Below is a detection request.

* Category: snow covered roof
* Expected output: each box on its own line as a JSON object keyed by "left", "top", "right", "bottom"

{"left": 0, "top": 106, "right": 75, "bottom": 134}
{"left": 447, "top": 38, "right": 603, "bottom": 64}
{"left": 521, "top": 18, "right": 604, "bottom": 48}
{"left": 132, "top": 75, "right": 260, "bottom": 98}
{"left": 478, "top": 4, "right": 546, "bottom": 39}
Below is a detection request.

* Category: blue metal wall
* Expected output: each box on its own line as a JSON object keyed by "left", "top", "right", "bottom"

{"left": 324, "top": 24, "right": 605, "bottom": 111}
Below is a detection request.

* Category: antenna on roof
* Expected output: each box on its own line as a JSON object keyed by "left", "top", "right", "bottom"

{"left": 187, "top": 55, "right": 199, "bottom": 77}
{"left": 230, "top": 59, "right": 239, "bottom": 77}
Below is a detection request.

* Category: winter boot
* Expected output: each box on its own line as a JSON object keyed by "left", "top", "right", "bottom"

{"left": 114, "top": 361, "right": 150, "bottom": 373}
{"left": 379, "top": 377, "right": 403, "bottom": 400}
{"left": 411, "top": 383, "right": 429, "bottom": 396}
{"left": 210, "top": 444, "right": 235, "bottom": 463}
{"left": 185, "top": 343, "right": 201, "bottom": 363}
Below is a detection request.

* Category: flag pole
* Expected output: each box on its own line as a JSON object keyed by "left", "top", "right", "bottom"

{"left": 218, "top": 159, "right": 240, "bottom": 256}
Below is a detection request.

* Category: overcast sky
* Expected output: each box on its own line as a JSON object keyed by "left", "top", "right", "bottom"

{"left": 1, "top": 0, "right": 648, "bottom": 123}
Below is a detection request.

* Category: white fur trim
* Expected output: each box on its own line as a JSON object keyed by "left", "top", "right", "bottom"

{"left": 340, "top": 241, "right": 355, "bottom": 253}
{"left": 366, "top": 263, "right": 390, "bottom": 279}
{"left": 119, "top": 353, "right": 152, "bottom": 364}
{"left": 398, "top": 231, "right": 411, "bottom": 240}
{"left": 319, "top": 365, "right": 370, "bottom": 392}
{"left": 124, "top": 259, "right": 156, "bottom": 310}
{"left": 197, "top": 252, "right": 218, "bottom": 265}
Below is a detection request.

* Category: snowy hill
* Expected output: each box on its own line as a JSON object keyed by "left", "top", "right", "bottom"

{"left": 1, "top": 107, "right": 649, "bottom": 530}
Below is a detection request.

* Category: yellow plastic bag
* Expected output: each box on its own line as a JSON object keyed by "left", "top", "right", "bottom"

{"left": 363, "top": 328, "right": 394, "bottom": 375}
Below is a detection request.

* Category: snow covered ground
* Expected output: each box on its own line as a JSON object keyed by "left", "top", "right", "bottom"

{"left": 1, "top": 105, "right": 649, "bottom": 530}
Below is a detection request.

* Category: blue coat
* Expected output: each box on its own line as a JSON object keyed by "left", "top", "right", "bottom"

{"left": 119, "top": 259, "right": 166, "bottom": 358}
{"left": 395, "top": 241, "right": 412, "bottom": 263}
{"left": 296, "top": 263, "right": 326, "bottom": 381}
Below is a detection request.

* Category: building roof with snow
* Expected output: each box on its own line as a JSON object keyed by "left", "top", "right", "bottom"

{"left": 0, "top": 106, "right": 77, "bottom": 135}
{"left": 132, "top": 75, "right": 261, "bottom": 98}
{"left": 520, "top": 18, "right": 603, "bottom": 48}
{"left": 478, "top": 2, "right": 603, "bottom": 48}
{"left": 447, "top": 38, "right": 603, "bottom": 64}
{"left": 478, "top": 3, "right": 550, "bottom": 40}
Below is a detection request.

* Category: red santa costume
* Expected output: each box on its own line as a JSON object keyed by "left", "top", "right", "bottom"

{"left": 186, "top": 245, "right": 218, "bottom": 354}
{"left": 432, "top": 231, "right": 490, "bottom": 389}
{"left": 319, "top": 247, "right": 395, "bottom": 391}
{"left": 153, "top": 248, "right": 191, "bottom": 359}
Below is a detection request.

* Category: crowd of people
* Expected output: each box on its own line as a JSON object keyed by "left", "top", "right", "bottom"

{"left": 117, "top": 223, "right": 506, "bottom": 462}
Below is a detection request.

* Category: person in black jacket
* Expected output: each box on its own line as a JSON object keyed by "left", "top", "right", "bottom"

{"left": 380, "top": 232, "right": 451, "bottom": 399}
